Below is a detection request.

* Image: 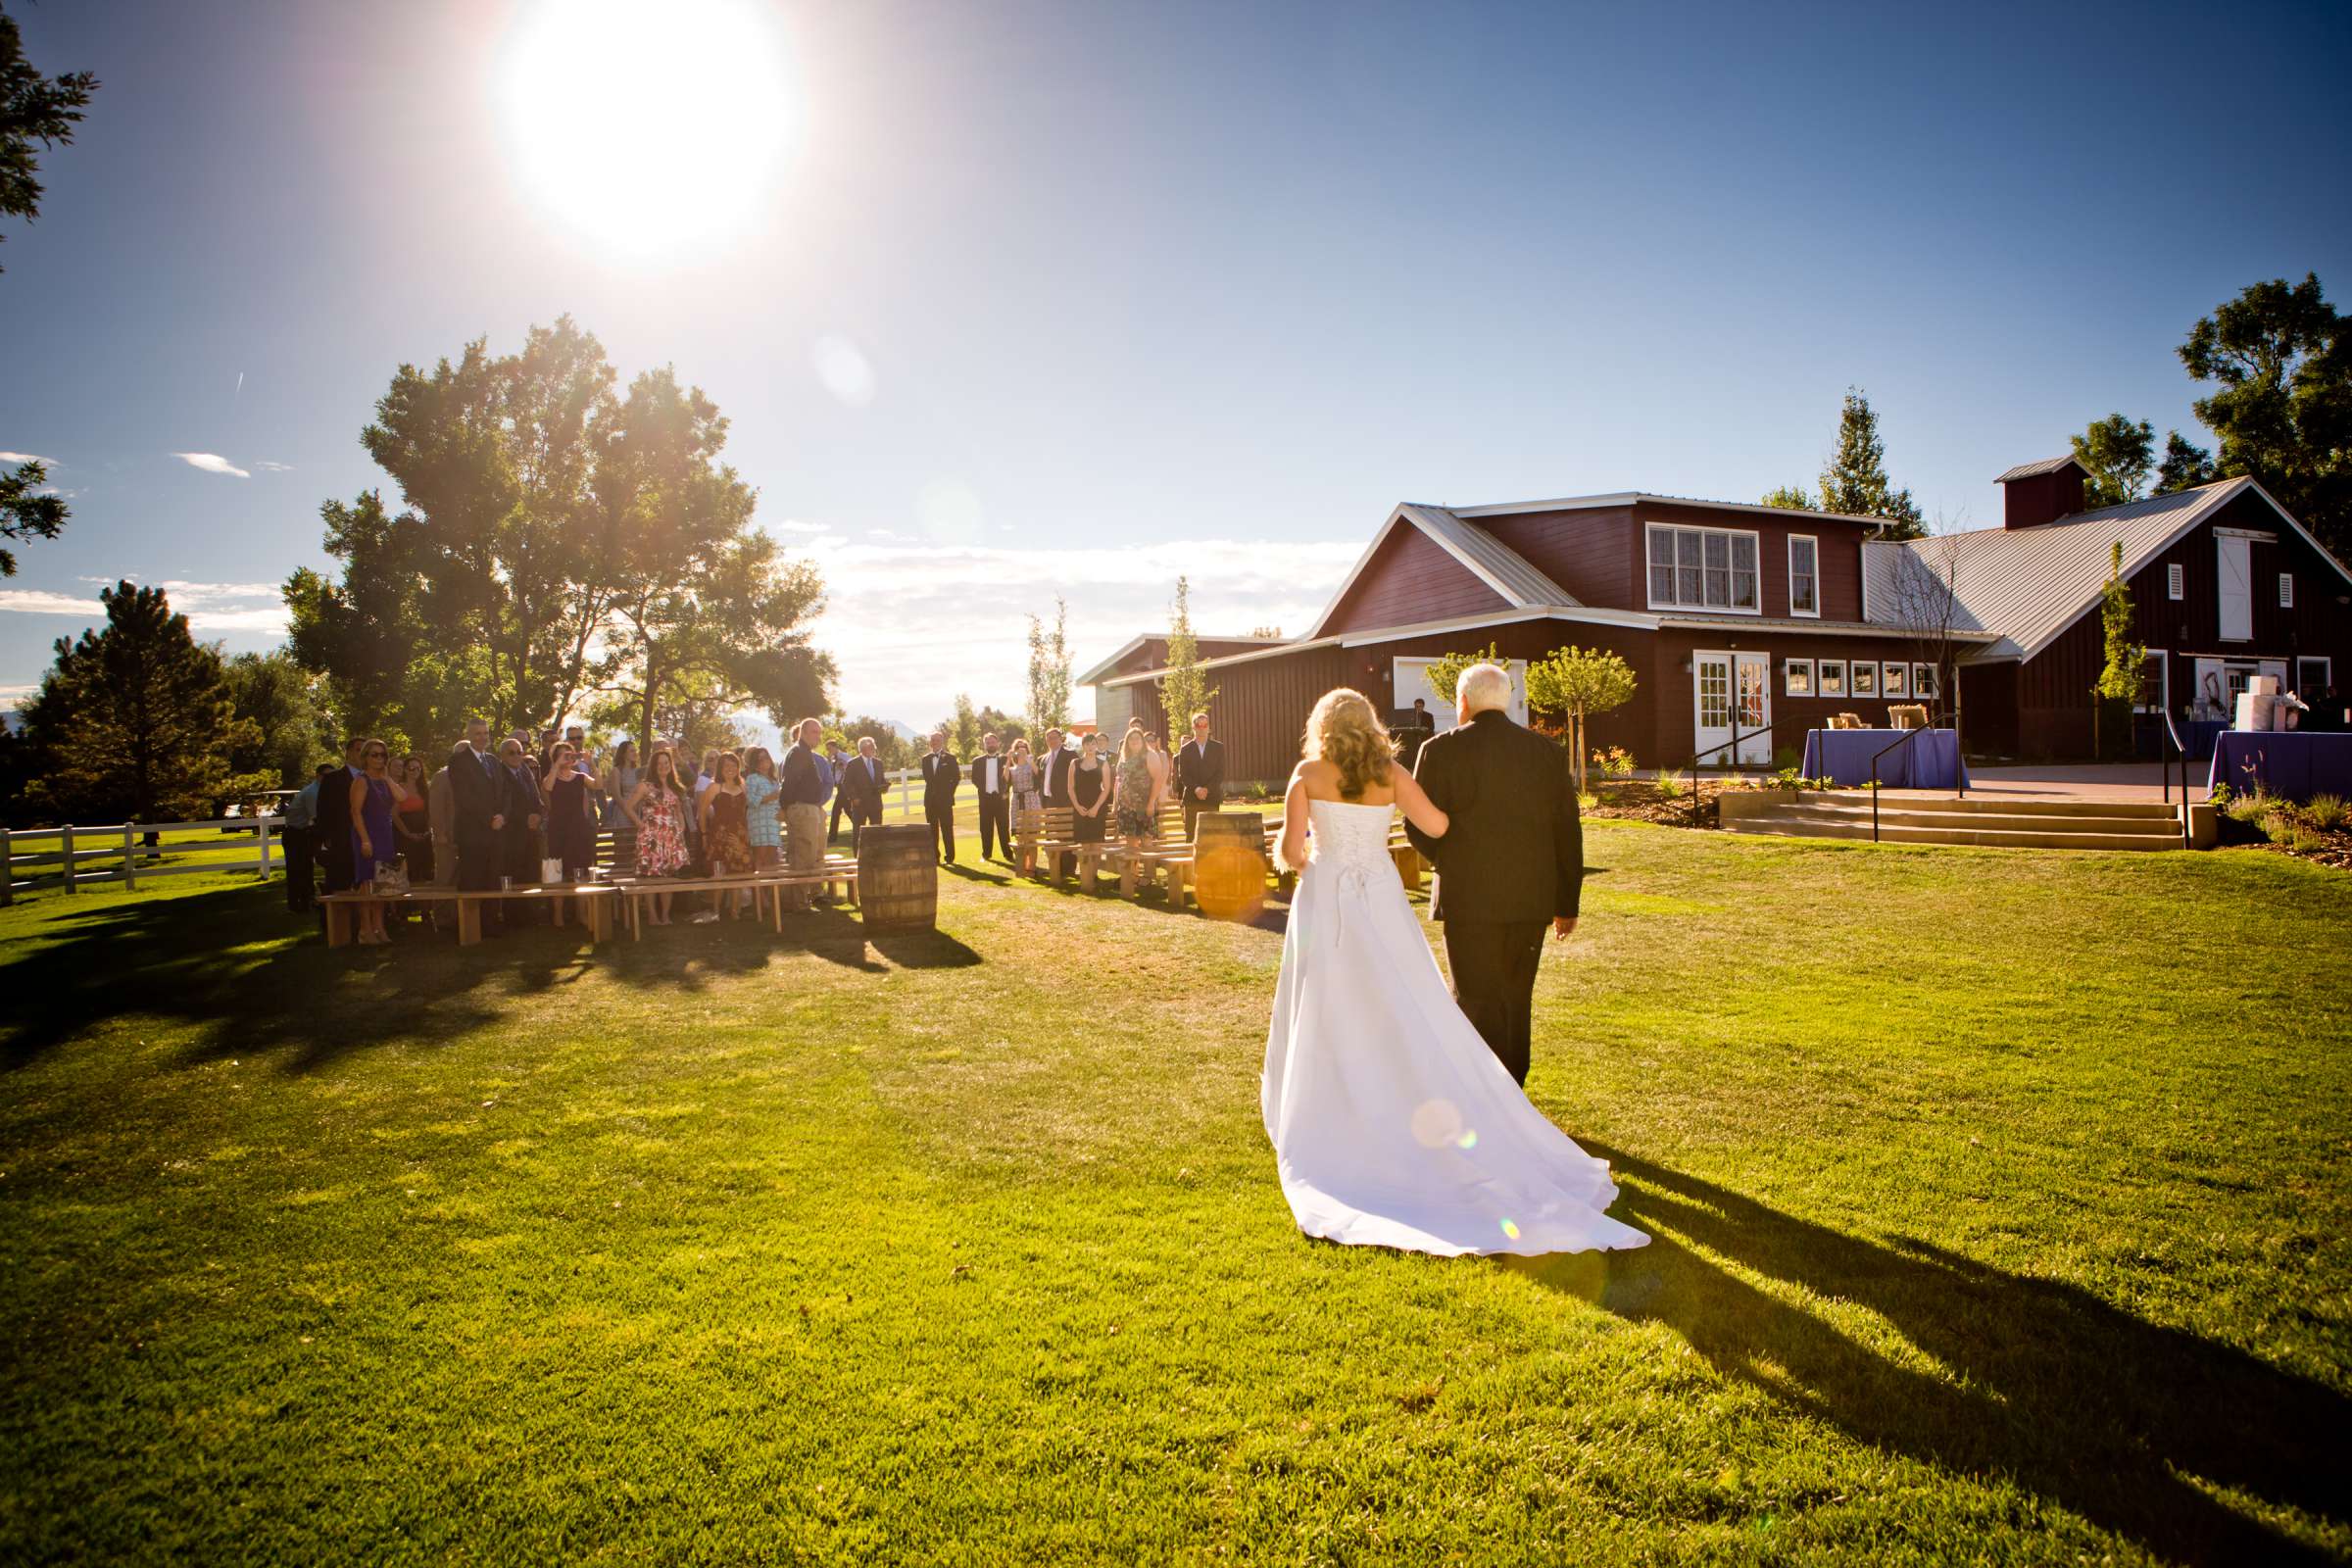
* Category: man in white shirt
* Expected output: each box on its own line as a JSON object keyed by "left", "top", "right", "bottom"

{"left": 968, "top": 731, "right": 1010, "bottom": 862}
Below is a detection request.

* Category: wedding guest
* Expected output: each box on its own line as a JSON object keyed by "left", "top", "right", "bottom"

{"left": 1142, "top": 727, "right": 1170, "bottom": 824}
{"left": 1006, "top": 737, "right": 1041, "bottom": 877}
{"left": 824, "top": 739, "right": 853, "bottom": 843}
{"left": 969, "top": 731, "right": 1011, "bottom": 862}
{"left": 317, "top": 737, "right": 367, "bottom": 901}
{"left": 602, "top": 740, "right": 642, "bottom": 869}
{"left": 449, "top": 719, "right": 507, "bottom": 935}
{"left": 495, "top": 737, "right": 546, "bottom": 925}
{"left": 743, "top": 745, "right": 783, "bottom": 872}
{"left": 1176, "top": 710, "right": 1225, "bottom": 840}
{"left": 698, "top": 750, "right": 753, "bottom": 922}
{"left": 393, "top": 755, "right": 434, "bottom": 886}
{"left": 624, "top": 746, "right": 691, "bottom": 926}
{"left": 779, "top": 718, "right": 830, "bottom": 910}
{"left": 1113, "top": 728, "right": 1158, "bottom": 858}
{"left": 282, "top": 762, "right": 331, "bottom": 913}
{"left": 542, "top": 742, "right": 598, "bottom": 882}
{"left": 1037, "top": 726, "right": 1074, "bottom": 878}
{"left": 424, "top": 752, "right": 457, "bottom": 932}
{"left": 347, "top": 739, "right": 410, "bottom": 947}
{"left": 837, "top": 735, "right": 886, "bottom": 853}
{"left": 920, "top": 730, "right": 961, "bottom": 864}
{"left": 1068, "top": 733, "right": 1110, "bottom": 870}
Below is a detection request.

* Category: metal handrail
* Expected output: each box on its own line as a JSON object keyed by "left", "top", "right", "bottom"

{"left": 2158, "top": 710, "right": 2191, "bottom": 849}
{"left": 1868, "top": 707, "right": 1961, "bottom": 842}
{"left": 1687, "top": 711, "right": 1814, "bottom": 817}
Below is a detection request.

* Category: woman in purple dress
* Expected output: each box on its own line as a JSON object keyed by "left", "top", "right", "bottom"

{"left": 347, "top": 738, "right": 410, "bottom": 946}
{"left": 541, "top": 742, "right": 599, "bottom": 880}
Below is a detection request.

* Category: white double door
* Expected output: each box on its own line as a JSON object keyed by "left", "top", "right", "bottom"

{"left": 1693, "top": 651, "right": 1772, "bottom": 766}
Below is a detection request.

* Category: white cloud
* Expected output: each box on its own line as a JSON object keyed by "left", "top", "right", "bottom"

{"left": 798, "top": 536, "right": 1359, "bottom": 724}
{"left": 0, "top": 451, "right": 59, "bottom": 466}
{"left": 0, "top": 588, "right": 105, "bottom": 615}
{"left": 768, "top": 517, "right": 826, "bottom": 534}
{"left": 253, "top": 460, "right": 294, "bottom": 473}
{"left": 172, "top": 452, "right": 251, "bottom": 478}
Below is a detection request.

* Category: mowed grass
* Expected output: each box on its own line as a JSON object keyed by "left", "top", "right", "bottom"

{"left": 1, "top": 827, "right": 2347, "bottom": 1566}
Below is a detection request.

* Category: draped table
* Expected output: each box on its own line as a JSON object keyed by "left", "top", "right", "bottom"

{"left": 1800, "top": 728, "right": 1970, "bottom": 790}
{"left": 2207, "top": 731, "right": 2352, "bottom": 803}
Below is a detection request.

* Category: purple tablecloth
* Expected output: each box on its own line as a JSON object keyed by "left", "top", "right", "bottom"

{"left": 2207, "top": 731, "right": 2352, "bottom": 803}
{"left": 1800, "top": 728, "right": 1970, "bottom": 790}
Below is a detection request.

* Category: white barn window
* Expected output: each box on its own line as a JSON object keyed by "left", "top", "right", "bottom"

{"left": 1788, "top": 535, "right": 1819, "bottom": 617}
{"left": 1818, "top": 660, "right": 1846, "bottom": 696}
{"left": 1785, "top": 657, "right": 1814, "bottom": 696}
{"left": 1645, "top": 523, "right": 1759, "bottom": 612}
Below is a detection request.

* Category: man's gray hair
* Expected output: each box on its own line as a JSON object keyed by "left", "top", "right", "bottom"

{"left": 1457, "top": 662, "right": 1512, "bottom": 714}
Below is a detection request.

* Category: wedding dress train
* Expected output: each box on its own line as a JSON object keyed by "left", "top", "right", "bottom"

{"left": 1262, "top": 799, "right": 1648, "bottom": 1257}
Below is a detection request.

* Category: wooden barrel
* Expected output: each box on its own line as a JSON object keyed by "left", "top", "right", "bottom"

{"left": 1192, "top": 810, "right": 1268, "bottom": 922}
{"left": 858, "top": 824, "right": 938, "bottom": 933}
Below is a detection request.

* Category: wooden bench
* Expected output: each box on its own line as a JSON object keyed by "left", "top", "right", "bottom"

{"left": 1025, "top": 806, "right": 1114, "bottom": 889}
{"left": 319, "top": 884, "right": 618, "bottom": 948}
{"left": 601, "top": 862, "right": 859, "bottom": 937}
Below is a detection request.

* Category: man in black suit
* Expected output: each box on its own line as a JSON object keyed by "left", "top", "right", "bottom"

{"left": 493, "top": 736, "right": 546, "bottom": 924}
{"left": 1401, "top": 662, "right": 1583, "bottom": 1087}
{"left": 968, "top": 731, "right": 1011, "bottom": 862}
{"left": 919, "top": 731, "right": 960, "bottom": 863}
{"left": 445, "top": 719, "right": 508, "bottom": 933}
{"left": 1175, "top": 711, "right": 1225, "bottom": 841}
{"left": 315, "top": 737, "right": 366, "bottom": 904}
{"left": 824, "top": 740, "right": 853, "bottom": 841}
{"left": 838, "top": 736, "right": 888, "bottom": 851}
{"left": 1034, "top": 726, "right": 1076, "bottom": 878}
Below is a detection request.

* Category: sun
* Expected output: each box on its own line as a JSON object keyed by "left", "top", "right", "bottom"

{"left": 498, "top": 0, "right": 797, "bottom": 263}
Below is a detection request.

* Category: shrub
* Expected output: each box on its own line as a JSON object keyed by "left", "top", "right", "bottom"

{"left": 1592, "top": 745, "right": 1636, "bottom": 781}
{"left": 2224, "top": 793, "right": 2272, "bottom": 824}
{"left": 2261, "top": 812, "right": 2297, "bottom": 846}
{"left": 1653, "top": 769, "right": 1687, "bottom": 800}
{"left": 2291, "top": 828, "right": 2328, "bottom": 855}
{"left": 2306, "top": 794, "right": 2345, "bottom": 831}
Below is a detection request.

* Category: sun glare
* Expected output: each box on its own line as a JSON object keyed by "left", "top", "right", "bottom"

{"left": 498, "top": 0, "right": 797, "bottom": 263}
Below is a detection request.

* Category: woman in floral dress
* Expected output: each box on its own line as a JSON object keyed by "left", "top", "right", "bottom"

{"left": 624, "top": 746, "right": 691, "bottom": 926}
{"left": 699, "top": 750, "right": 753, "bottom": 921}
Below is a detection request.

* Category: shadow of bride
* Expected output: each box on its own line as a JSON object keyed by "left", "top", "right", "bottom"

{"left": 1537, "top": 1146, "right": 2348, "bottom": 1566}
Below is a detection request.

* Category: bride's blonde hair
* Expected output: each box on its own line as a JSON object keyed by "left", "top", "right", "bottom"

{"left": 1302, "top": 687, "right": 1395, "bottom": 800}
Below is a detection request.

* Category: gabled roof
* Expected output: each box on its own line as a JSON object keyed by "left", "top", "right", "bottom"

{"left": 1862, "top": 477, "right": 2352, "bottom": 662}
{"left": 1451, "top": 491, "right": 1895, "bottom": 528}
{"left": 1074, "top": 631, "right": 1287, "bottom": 688}
{"left": 1993, "top": 455, "right": 2088, "bottom": 483}
{"left": 1303, "top": 503, "right": 1577, "bottom": 638}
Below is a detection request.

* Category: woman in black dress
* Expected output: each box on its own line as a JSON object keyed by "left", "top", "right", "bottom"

{"left": 1069, "top": 734, "right": 1110, "bottom": 865}
{"left": 541, "top": 742, "right": 599, "bottom": 881}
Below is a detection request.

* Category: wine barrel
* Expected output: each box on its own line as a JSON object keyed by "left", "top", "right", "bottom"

{"left": 1192, "top": 810, "right": 1268, "bottom": 922}
{"left": 858, "top": 824, "right": 938, "bottom": 933}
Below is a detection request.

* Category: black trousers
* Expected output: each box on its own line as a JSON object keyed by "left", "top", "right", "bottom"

{"left": 925, "top": 802, "right": 956, "bottom": 862}
{"left": 1182, "top": 789, "right": 1222, "bottom": 842}
{"left": 284, "top": 829, "right": 317, "bottom": 910}
{"left": 1441, "top": 918, "right": 1548, "bottom": 1086}
{"left": 974, "top": 791, "right": 1008, "bottom": 859}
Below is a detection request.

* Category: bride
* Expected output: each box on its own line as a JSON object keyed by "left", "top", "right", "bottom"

{"left": 1261, "top": 688, "right": 1648, "bottom": 1257}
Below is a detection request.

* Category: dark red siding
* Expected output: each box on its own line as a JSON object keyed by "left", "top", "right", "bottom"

{"left": 1319, "top": 523, "right": 1508, "bottom": 635}
{"left": 1474, "top": 507, "right": 1641, "bottom": 607}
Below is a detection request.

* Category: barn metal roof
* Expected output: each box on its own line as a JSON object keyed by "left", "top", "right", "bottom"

{"left": 1859, "top": 478, "right": 2303, "bottom": 661}
{"left": 1397, "top": 504, "right": 1580, "bottom": 610}
{"left": 1992, "top": 455, "right": 2089, "bottom": 483}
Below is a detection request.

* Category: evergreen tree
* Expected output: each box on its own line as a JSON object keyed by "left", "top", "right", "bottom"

{"left": 20, "top": 582, "right": 270, "bottom": 821}
{"left": 0, "top": 9, "right": 98, "bottom": 273}
{"left": 2071, "top": 413, "right": 2155, "bottom": 508}
{"left": 1154, "top": 576, "right": 1216, "bottom": 749}
{"left": 1817, "top": 389, "right": 1925, "bottom": 538}
{"left": 0, "top": 456, "right": 66, "bottom": 575}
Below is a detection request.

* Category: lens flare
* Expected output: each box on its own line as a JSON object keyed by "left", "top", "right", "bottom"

{"left": 1456, "top": 1130, "right": 1478, "bottom": 1150}
{"left": 1499, "top": 1218, "right": 1521, "bottom": 1242}
{"left": 1410, "top": 1099, "right": 1463, "bottom": 1149}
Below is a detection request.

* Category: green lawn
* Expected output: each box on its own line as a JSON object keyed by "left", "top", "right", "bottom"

{"left": 1, "top": 828, "right": 2347, "bottom": 1565}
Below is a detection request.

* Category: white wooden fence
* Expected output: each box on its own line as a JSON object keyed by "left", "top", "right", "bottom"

{"left": 0, "top": 816, "right": 284, "bottom": 905}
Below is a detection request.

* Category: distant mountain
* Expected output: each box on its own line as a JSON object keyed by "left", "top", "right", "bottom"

{"left": 880, "top": 718, "right": 919, "bottom": 742}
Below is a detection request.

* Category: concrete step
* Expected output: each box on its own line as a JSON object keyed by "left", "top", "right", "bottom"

{"left": 1767, "top": 803, "right": 2181, "bottom": 836}
{"left": 1723, "top": 813, "right": 2184, "bottom": 851}
{"left": 1806, "top": 790, "right": 2182, "bottom": 820}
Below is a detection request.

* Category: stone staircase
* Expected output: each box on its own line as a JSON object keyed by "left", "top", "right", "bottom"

{"left": 1719, "top": 790, "right": 2188, "bottom": 851}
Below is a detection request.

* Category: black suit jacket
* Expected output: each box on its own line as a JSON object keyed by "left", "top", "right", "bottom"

{"left": 1176, "top": 738, "right": 1225, "bottom": 800}
{"left": 1038, "top": 746, "right": 1073, "bottom": 808}
{"left": 497, "top": 763, "right": 544, "bottom": 843}
{"left": 838, "top": 756, "right": 886, "bottom": 814}
{"left": 317, "top": 763, "right": 357, "bottom": 846}
{"left": 920, "top": 751, "right": 961, "bottom": 805}
{"left": 967, "top": 751, "right": 1009, "bottom": 796}
{"left": 447, "top": 746, "right": 501, "bottom": 854}
{"left": 1403, "top": 709, "right": 1582, "bottom": 923}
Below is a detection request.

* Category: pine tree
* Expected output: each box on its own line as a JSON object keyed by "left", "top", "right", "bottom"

{"left": 1818, "top": 389, "right": 1925, "bottom": 538}
{"left": 20, "top": 581, "right": 270, "bottom": 821}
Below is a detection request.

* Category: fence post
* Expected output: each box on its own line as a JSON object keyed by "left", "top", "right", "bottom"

{"left": 61, "top": 823, "right": 75, "bottom": 895}
{"left": 122, "top": 822, "right": 138, "bottom": 892}
{"left": 0, "top": 829, "right": 13, "bottom": 906}
{"left": 258, "top": 814, "right": 274, "bottom": 880}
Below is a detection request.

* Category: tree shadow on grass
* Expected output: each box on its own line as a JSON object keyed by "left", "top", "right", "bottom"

{"left": 1523, "top": 1146, "right": 2349, "bottom": 1565}
{"left": 0, "top": 885, "right": 905, "bottom": 1075}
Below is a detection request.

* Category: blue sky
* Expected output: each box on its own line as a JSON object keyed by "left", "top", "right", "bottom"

{"left": 3, "top": 0, "right": 2348, "bottom": 724}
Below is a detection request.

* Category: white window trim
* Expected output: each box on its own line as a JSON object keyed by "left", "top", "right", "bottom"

{"left": 1645, "top": 521, "right": 1763, "bottom": 614}
{"left": 1785, "top": 656, "right": 1815, "bottom": 697}
{"left": 1882, "top": 661, "right": 1910, "bottom": 699}
{"left": 1788, "top": 533, "right": 1821, "bottom": 618}
{"left": 1817, "top": 658, "right": 1847, "bottom": 697}
{"left": 1913, "top": 662, "right": 1940, "bottom": 701}
{"left": 2167, "top": 563, "right": 2184, "bottom": 601}
{"left": 2279, "top": 572, "right": 2294, "bottom": 609}
{"left": 1851, "top": 661, "right": 1880, "bottom": 696}
{"left": 2133, "top": 650, "right": 2168, "bottom": 715}
{"left": 2296, "top": 655, "right": 2330, "bottom": 692}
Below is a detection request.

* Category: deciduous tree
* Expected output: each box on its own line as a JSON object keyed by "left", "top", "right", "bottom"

{"left": 2072, "top": 414, "right": 2155, "bottom": 508}
{"left": 1026, "top": 597, "right": 1072, "bottom": 733}
{"left": 2175, "top": 272, "right": 2350, "bottom": 557}
{"left": 1155, "top": 576, "right": 1216, "bottom": 749}
{"left": 1422, "top": 642, "right": 1503, "bottom": 705}
{"left": 1526, "top": 646, "right": 1638, "bottom": 794}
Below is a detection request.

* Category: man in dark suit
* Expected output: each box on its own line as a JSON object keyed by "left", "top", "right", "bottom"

{"left": 1175, "top": 711, "right": 1225, "bottom": 841}
{"left": 446, "top": 719, "right": 508, "bottom": 933}
{"left": 1035, "top": 727, "right": 1074, "bottom": 877}
{"left": 494, "top": 736, "right": 546, "bottom": 924}
{"left": 968, "top": 731, "right": 1011, "bottom": 862}
{"left": 1401, "top": 662, "right": 1583, "bottom": 1087}
{"left": 838, "top": 736, "right": 888, "bottom": 851}
{"left": 315, "top": 737, "right": 366, "bottom": 904}
{"left": 919, "top": 731, "right": 960, "bottom": 863}
{"left": 825, "top": 740, "right": 853, "bottom": 841}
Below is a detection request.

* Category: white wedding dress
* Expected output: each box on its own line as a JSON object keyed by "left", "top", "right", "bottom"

{"left": 1261, "top": 799, "right": 1649, "bottom": 1257}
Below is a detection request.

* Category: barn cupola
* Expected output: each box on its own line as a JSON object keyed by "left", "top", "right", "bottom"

{"left": 1994, "top": 455, "right": 2089, "bottom": 528}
